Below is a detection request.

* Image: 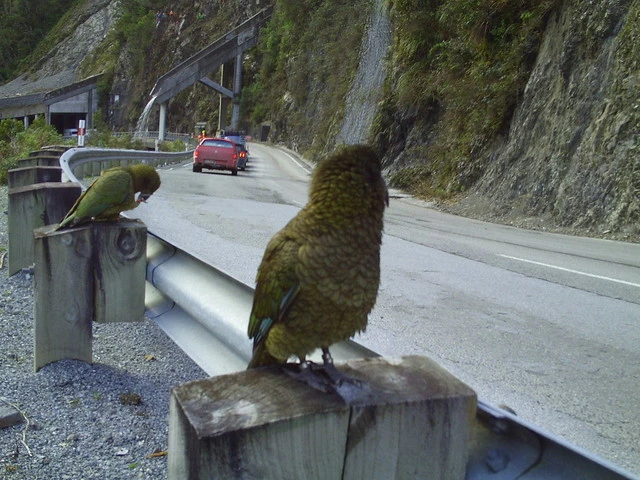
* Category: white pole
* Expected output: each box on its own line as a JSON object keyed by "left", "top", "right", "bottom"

{"left": 159, "top": 103, "right": 167, "bottom": 141}
{"left": 78, "top": 119, "right": 86, "bottom": 147}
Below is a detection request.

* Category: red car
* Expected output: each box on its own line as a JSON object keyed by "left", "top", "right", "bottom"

{"left": 193, "top": 138, "right": 239, "bottom": 175}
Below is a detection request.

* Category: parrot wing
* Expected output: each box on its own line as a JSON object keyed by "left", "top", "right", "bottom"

{"left": 62, "top": 168, "right": 134, "bottom": 224}
{"left": 247, "top": 229, "right": 302, "bottom": 351}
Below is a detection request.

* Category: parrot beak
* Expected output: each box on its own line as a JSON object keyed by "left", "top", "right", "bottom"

{"left": 136, "top": 192, "right": 152, "bottom": 203}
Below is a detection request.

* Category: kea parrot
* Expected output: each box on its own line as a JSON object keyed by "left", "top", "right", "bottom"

{"left": 247, "top": 144, "right": 388, "bottom": 380}
{"left": 55, "top": 163, "right": 161, "bottom": 230}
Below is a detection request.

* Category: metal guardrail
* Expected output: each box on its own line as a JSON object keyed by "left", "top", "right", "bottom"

{"left": 143, "top": 234, "right": 638, "bottom": 480}
{"left": 144, "top": 233, "right": 379, "bottom": 376}
{"left": 59, "top": 147, "right": 193, "bottom": 186}
{"left": 57, "top": 148, "right": 640, "bottom": 480}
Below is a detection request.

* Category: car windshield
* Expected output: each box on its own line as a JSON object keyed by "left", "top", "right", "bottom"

{"left": 224, "top": 135, "right": 245, "bottom": 145}
{"left": 201, "top": 139, "right": 233, "bottom": 148}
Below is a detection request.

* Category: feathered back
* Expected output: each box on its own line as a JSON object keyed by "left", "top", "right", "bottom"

{"left": 247, "top": 144, "right": 388, "bottom": 368}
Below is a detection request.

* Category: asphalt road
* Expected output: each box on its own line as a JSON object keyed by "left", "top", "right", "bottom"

{"left": 134, "top": 142, "right": 640, "bottom": 476}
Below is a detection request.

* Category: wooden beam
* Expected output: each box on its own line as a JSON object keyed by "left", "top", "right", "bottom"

{"left": 168, "top": 356, "right": 476, "bottom": 479}
{"left": 7, "top": 182, "right": 81, "bottom": 275}
{"left": 8, "top": 166, "right": 62, "bottom": 188}
{"left": 33, "top": 221, "right": 148, "bottom": 371}
{"left": 17, "top": 156, "right": 60, "bottom": 167}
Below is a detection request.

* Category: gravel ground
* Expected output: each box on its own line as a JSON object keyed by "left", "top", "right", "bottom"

{"left": 0, "top": 185, "right": 207, "bottom": 479}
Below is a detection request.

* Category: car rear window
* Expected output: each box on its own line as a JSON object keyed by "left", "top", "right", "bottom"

{"left": 201, "top": 139, "right": 234, "bottom": 148}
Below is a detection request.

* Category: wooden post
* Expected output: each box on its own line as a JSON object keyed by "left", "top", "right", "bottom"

{"left": 91, "top": 161, "right": 102, "bottom": 177}
{"left": 17, "top": 156, "right": 60, "bottom": 168}
{"left": 168, "top": 356, "right": 477, "bottom": 479}
{"left": 8, "top": 166, "right": 63, "bottom": 189}
{"left": 33, "top": 220, "right": 147, "bottom": 371}
{"left": 29, "top": 147, "right": 68, "bottom": 157}
{"left": 7, "top": 182, "right": 81, "bottom": 275}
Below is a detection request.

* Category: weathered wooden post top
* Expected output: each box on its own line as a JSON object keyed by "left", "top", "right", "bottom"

{"left": 7, "top": 181, "right": 81, "bottom": 275}
{"left": 168, "top": 355, "right": 477, "bottom": 480}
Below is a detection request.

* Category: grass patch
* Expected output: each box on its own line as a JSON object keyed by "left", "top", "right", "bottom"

{"left": 377, "top": 0, "right": 559, "bottom": 198}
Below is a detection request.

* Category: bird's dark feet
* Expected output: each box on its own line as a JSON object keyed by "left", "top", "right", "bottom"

{"left": 281, "top": 360, "right": 334, "bottom": 392}
{"left": 281, "top": 349, "right": 363, "bottom": 394}
{"left": 319, "top": 348, "right": 362, "bottom": 389}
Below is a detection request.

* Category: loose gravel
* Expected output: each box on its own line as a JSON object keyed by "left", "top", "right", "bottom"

{"left": 0, "top": 185, "right": 207, "bottom": 479}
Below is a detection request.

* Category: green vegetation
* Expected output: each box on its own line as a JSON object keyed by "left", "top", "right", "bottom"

{"left": 0, "top": 118, "right": 62, "bottom": 184}
{"left": 244, "top": 0, "right": 369, "bottom": 160}
{"left": 376, "top": 0, "right": 559, "bottom": 198}
{"left": 79, "top": 0, "right": 158, "bottom": 125}
{"left": 242, "top": 0, "right": 559, "bottom": 195}
{"left": 2, "top": 0, "right": 561, "bottom": 199}
{"left": 0, "top": 0, "right": 77, "bottom": 82}
{"left": 0, "top": 115, "right": 184, "bottom": 185}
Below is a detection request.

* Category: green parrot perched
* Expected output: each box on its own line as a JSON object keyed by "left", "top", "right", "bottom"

{"left": 247, "top": 144, "right": 388, "bottom": 378}
{"left": 55, "top": 163, "right": 161, "bottom": 230}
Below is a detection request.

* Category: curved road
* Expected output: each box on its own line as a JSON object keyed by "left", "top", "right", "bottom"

{"left": 134, "top": 143, "right": 640, "bottom": 475}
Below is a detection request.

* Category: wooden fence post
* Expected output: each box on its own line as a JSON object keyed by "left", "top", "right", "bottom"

{"left": 33, "top": 220, "right": 147, "bottom": 371}
{"left": 7, "top": 182, "right": 81, "bottom": 275}
{"left": 17, "top": 156, "right": 60, "bottom": 168}
{"left": 168, "top": 356, "right": 476, "bottom": 479}
{"left": 8, "top": 166, "right": 63, "bottom": 189}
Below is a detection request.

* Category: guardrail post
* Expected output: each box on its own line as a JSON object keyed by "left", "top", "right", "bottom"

{"left": 7, "top": 182, "right": 82, "bottom": 275}
{"left": 17, "top": 156, "right": 60, "bottom": 168}
{"left": 33, "top": 220, "right": 147, "bottom": 371}
{"left": 168, "top": 355, "right": 476, "bottom": 479}
{"left": 8, "top": 165, "right": 63, "bottom": 189}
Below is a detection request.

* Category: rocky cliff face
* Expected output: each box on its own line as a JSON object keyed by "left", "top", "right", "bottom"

{"left": 2, "top": 0, "right": 637, "bottom": 238}
{"left": 0, "top": 0, "right": 117, "bottom": 97}
{"left": 448, "top": 0, "right": 638, "bottom": 237}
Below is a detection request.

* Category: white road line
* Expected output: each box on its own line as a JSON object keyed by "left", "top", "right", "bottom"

{"left": 281, "top": 151, "right": 312, "bottom": 174}
{"left": 498, "top": 254, "right": 640, "bottom": 288}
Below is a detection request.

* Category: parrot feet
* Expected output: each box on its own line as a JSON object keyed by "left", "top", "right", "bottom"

{"left": 282, "top": 361, "right": 335, "bottom": 393}
{"left": 319, "top": 347, "right": 363, "bottom": 389}
{"left": 281, "top": 348, "right": 363, "bottom": 394}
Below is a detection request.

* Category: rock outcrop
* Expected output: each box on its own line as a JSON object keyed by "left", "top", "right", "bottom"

{"left": 1, "top": 0, "right": 637, "bottom": 237}
{"left": 451, "top": 0, "right": 638, "bottom": 236}
{"left": 0, "top": 0, "right": 117, "bottom": 96}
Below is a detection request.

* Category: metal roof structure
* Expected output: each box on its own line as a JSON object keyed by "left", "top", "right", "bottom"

{"left": 0, "top": 75, "right": 101, "bottom": 121}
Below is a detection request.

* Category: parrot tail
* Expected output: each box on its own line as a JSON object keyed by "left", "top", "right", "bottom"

{"left": 247, "top": 343, "right": 285, "bottom": 369}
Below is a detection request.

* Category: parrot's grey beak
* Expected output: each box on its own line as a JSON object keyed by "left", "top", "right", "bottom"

{"left": 136, "top": 192, "right": 152, "bottom": 203}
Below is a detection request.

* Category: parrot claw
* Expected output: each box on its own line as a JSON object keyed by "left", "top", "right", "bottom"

{"left": 281, "top": 354, "right": 363, "bottom": 394}
{"left": 320, "top": 347, "right": 363, "bottom": 389}
{"left": 282, "top": 361, "right": 334, "bottom": 392}
{"left": 320, "top": 362, "right": 363, "bottom": 390}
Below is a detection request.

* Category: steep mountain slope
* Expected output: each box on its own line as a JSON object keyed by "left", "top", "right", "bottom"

{"left": 1, "top": 0, "right": 637, "bottom": 238}
{"left": 0, "top": 0, "right": 117, "bottom": 97}
{"left": 448, "top": 0, "right": 639, "bottom": 238}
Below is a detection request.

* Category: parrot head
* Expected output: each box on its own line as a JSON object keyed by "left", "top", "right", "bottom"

{"left": 310, "top": 144, "right": 389, "bottom": 211}
{"left": 130, "top": 164, "right": 161, "bottom": 202}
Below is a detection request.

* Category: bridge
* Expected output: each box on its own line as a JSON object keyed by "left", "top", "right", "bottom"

{"left": 0, "top": 7, "right": 272, "bottom": 140}
{"left": 148, "top": 6, "right": 273, "bottom": 140}
{"left": 0, "top": 74, "right": 101, "bottom": 132}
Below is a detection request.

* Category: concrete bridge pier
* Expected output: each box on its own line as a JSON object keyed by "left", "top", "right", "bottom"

{"left": 159, "top": 102, "right": 167, "bottom": 141}
{"left": 231, "top": 53, "right": 243, "bottom": 130}
{"left": 218, "top": 63, "right": 234, "bottom": 132}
